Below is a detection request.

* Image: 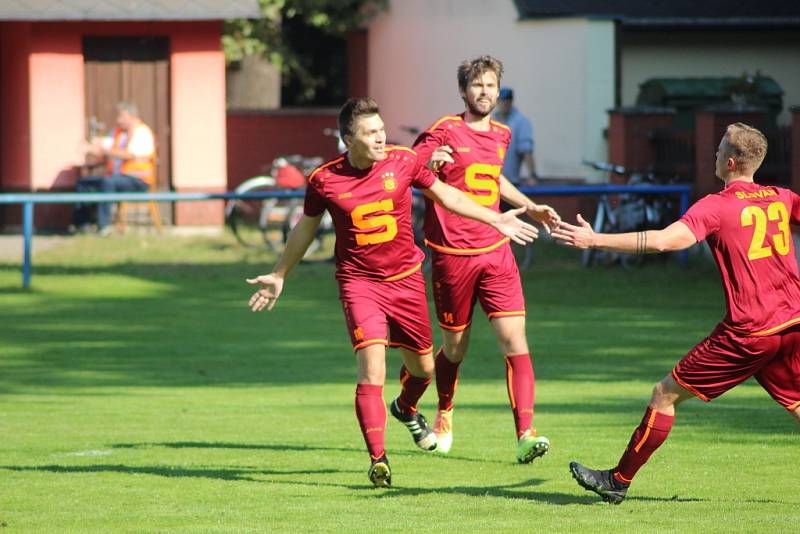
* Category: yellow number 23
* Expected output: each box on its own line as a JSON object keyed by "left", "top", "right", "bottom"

{"left": 740, "top": 201, "right": 791, "bottom": 260}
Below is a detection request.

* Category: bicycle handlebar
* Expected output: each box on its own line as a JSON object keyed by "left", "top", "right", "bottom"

{"left": 582, "top": 160, "right": 626, "bottom": 175}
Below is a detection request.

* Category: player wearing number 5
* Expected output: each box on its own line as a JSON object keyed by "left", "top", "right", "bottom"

{"left": 553, "top": 123, "right": 800, "bottom": 504}
{"left": 247, "top": 97, "right": 538, "bottom": 488}
{"left": 413, "top": 56, "right": 560, "bottom": 463}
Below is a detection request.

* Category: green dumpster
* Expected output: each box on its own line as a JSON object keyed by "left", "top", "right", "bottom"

{"left": 636, "top": 76, "right": 784, "bottom": 129}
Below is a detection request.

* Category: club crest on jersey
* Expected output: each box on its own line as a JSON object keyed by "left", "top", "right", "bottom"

{"left": 498, "top": 146, "right": 506, "bottom": 160}
{"left": 382, "top": 172, "right": 397, "bottom": 192}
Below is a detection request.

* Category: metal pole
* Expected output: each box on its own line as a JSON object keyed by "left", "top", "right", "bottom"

{"left": 22, "top": 202, "right": 33, "bottom": 288}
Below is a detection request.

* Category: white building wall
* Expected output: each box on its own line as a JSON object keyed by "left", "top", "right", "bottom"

{"left": 621, "top": 30, "right": 800, "bottom": 125}
{"left": 367, "top": 0, "right": 616, "bottom": 179}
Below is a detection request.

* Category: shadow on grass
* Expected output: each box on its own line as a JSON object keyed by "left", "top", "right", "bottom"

{"left": 110, "top": 441, "right": 507, "bottom": 464}
{"left": 0, "top": 463, "right": 349, "bottom": 483}
{"left": 267, "top": 476, "right": 713, "bottom": 505}
{"left": 112, "top": 441, "right": 362, "bottom": 455}
{"left": 0, "top": 243, "right": 728, "bottom": 396}
{"left": 5, "top": 462, "right": 793, "bottom": 506}
{"left": 455, "top": 398, "right": 798, "bottom": 436}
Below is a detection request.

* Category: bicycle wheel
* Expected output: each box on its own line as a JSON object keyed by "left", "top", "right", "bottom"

{"left": 225, "top": 176, "right": 278, "bottom": 248}
{"left": 309, "top": 211, "right": 336, "bottom": 262}
{"left": 283, "top": 207, "right": 336, "bottom": 262}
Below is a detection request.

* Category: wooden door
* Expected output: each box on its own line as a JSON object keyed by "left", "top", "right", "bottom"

{"left": 83, "top": 36, "right": 171, "bottom": 221}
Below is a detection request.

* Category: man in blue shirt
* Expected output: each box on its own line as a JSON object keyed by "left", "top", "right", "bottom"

{"left": 493, "top": 87, "right": 537, "bottom": 185}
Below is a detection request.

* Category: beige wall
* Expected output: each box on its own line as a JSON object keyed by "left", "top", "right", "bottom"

{"left": 367, "top": 0, "right": 615, "bottom": 179}
{"left": 170, "top": 33, "right": 227, "bottom": 191}
{"left": 621, "top": 29, "right": 800, "bottom": 125}
{"left": 29, "top": 28, "right": 86, "bottom": 190}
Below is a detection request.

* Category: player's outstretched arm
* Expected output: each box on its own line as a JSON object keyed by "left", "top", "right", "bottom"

{"left": 499, "top": 174, "right": 561, "bottom": 232}
{"left": 423, "top": 179, "right": 539, "bottom": 245}
{"left": 246, "top": 214, "right": 322, "bottom": 312}
{"left": 551, "top": 214, "right": 697, "bottom": 254}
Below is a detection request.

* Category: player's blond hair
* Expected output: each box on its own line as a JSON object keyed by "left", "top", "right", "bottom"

{"left": 723, "top": 123, "right": 768, "bottom": 174}
{"left": 338, "top": 97, "right": 380, "bottom": 138}
{"left": 457, "top": 55, "right": 504, "bottom": 92}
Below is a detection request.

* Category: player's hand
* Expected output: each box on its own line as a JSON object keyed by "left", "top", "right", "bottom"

{"left": 551, "top": 214, "right": 596, "bottom": 250}
{"left": 246, "top": 273, "right": 284, "bottom": 312}
{"left": 526, "top": 203, "right": 561, "bottom": 233}
{"left": 495, "top": 206, "right": 539, "bottom": 245}
{"left": 427, "top": 145, "right": 455, "bottom": 171}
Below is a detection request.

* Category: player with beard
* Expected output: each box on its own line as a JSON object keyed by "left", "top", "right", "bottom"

{"left": 247, "top": 97, "right": 539, "bottom": 488}
{"left": 413, "top": 55, "right": 560, "bottom": 463}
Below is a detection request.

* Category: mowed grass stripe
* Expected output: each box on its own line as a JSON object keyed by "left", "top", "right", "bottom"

{"left": 0, "top": 234, "right": 797, "bottom": 532}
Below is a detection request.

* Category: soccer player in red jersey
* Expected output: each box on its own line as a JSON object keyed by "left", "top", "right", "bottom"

{"left": 247, "top": 97, "right": 539, "bottom": 488}
{"left": 553, "top": 123, "right": 800, "bottom": 504}
{"left": 413, "top": 55, "right": 561, "bottom": 462}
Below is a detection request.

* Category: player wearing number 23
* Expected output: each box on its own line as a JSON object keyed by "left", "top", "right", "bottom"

{"left": 552, "top": 122, "right": 800, "bottom": 504}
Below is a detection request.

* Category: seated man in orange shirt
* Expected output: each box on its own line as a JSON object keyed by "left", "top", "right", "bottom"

{"left": 73, "top": 101, "right": 156, "bottom": 235}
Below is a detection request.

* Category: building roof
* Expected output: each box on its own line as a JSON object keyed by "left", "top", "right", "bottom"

{"left": 0, "top": 0, "right": 261, "bottom": 21}
{"left": 513, "top": 0, "right": 800, "bottom": 28}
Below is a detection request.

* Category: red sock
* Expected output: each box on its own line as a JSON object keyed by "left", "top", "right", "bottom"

{"left": 435, "top": 348, "right": 461, "bottom": 411}
{"left": 613, "top": 407, "right": 675, "bottom": 484}
{"left": 396, "top": 365, "right": 431, "bottom": 414}
{"left": 354, "top": 383, "right": 386, "bottom": 460}
{"left": 505, "top": 353, "right": 534, "bottom": 437}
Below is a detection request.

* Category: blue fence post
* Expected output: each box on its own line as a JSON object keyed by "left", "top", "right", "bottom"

{"left": 22, "top": 201, "right": 33, "bottom": 289}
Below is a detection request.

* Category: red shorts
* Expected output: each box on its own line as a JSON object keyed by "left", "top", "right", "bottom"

{"left": 431, "top": 244, "right": 525, "bottom": 332}
{"left": 673, "top": 324, "right": 800, "bottom": 411}
{"left": 338, "top": 270, "right": 433, "bottom": 354}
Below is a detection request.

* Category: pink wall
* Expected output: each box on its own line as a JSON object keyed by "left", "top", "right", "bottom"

{"left": 169, "top": 22, "right": 227, "bottom": 224}
{"left": 170, "top": 25, "right": 227, "bottom": 191}
{"left": 29, "top": 24, "right": 85, "bottom": 191}
{"left": 0, "top": 20, "right": 228, "bottom": 227}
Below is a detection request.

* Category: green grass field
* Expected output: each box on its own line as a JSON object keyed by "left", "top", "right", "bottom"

{"left": 1, "top": 234, "right": 797, "bottom": 532}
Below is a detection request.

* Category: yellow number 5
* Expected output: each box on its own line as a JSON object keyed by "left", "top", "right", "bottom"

{"left": 351, "top": 199, "right": 397, "bottom": 245}
{"left": 740, "top": 201, "right": 791, "bottom": 260}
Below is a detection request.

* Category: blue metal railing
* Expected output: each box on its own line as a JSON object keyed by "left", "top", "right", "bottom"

{"left": 0, "top": 184, "right": 692, "bottom": 288}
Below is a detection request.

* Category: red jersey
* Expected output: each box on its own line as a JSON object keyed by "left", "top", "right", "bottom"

{"left": 680, "top": 180, "right": 800, "bottom": 335}
{"left": 304, "top": 146, "right": 436, "bottom": 281}
{"left": 414, "top": 114, "right": 511, "bottom": 254}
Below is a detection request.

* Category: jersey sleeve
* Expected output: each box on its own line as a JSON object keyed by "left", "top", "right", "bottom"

{"left": 679, "top": 195, "right": 720, "bottom": 242}
{"left": 411, "top": 157, "right": 436, "bottom": 189}
{"left": 303, "top": 181, "right": 327, "bottom": 217}
{"left": 788, "top": 189, "right": 800, "bottom": 225}
{"left": 412, "top": 126, "right": 447, "bottom": 169}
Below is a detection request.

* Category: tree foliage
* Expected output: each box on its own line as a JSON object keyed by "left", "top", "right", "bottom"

{"left": 223, "top": 0, "right": 387, "bottom": 105}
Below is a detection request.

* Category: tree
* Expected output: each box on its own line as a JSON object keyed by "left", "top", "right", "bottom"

{"left": 223, "top": 0, "right": 387, "bottom": 106}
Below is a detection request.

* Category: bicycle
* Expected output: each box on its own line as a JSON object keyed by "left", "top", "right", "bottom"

{"left": 225, "top": 154, "right": 335, "bottom": 261}
{"left": 581, "top": 161, "right": 677, "bottom": 268}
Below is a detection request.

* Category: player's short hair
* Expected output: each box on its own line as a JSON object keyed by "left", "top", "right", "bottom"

{"left": 116, "top": 101, "right": 139, "bottom": 117}
{"left": 457, "top": 55, "right": 504, "bottom": 92}
{"left": 723, "top": 122, "right": 768, "bottom": 174}
{"left": 338, "top": 97, "right": 380, "bottom": 138}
